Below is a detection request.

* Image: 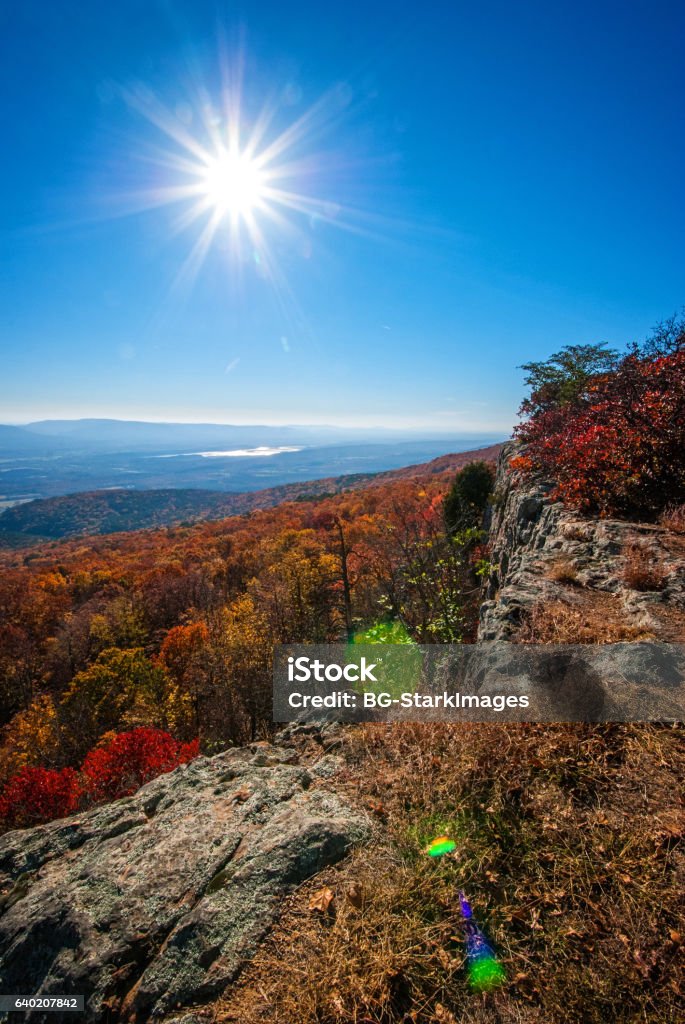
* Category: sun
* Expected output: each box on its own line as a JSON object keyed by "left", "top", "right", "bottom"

{"left": 119, "top": 63, "right": 376, "bottom": 298}
{"left": 201, "top": 148, "right": 266, "bottom": 220}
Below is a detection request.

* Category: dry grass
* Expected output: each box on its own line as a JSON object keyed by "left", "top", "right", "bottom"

{"left": 546, "top": 557, "right": 579, "bottom": 585}
{"left": 622, "top": 541, "right": 668, "bottom": 592}
{"left": 216, "top": 723, "right": 685, "bottom": 1024}
{"left": 517, "top": 596, "right": 651, "bottom": 644}
{"left": 660, "top": 504, "right": 685, "bottom": 535}
{"left": 648, "top": 604, "right": 685, "bottom": 643}
{"left": 560, "top": 523, "right": 590, "bottom": 542}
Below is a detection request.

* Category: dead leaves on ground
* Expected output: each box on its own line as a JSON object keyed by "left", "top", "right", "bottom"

{"left": 308, "top": 881, "right": 366, "bottom": 914}
{"left": 308, "top": 886, "right": 334, "bottom": 913}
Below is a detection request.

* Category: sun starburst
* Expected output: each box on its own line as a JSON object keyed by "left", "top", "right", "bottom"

{"left": 119, "top": 64, "right": 365, "bottom": 300}
{"left": 107, "top": 47, "right": 416, "bottom": 340}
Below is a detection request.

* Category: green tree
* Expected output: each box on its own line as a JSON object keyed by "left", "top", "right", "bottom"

{"left": 519, "top": 343, "right": 618, "bottom": 416}
{"left": 443, "top": 461, "right": 494, "bottom": 533}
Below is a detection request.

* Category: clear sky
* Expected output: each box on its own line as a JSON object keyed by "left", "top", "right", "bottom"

{"left": 2, "top": 1, "right": 683, "bottom": 433}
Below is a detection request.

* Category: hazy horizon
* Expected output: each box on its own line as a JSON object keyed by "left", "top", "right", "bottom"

{"left": 4, "top": 415, "right": 508, "bottom": 437}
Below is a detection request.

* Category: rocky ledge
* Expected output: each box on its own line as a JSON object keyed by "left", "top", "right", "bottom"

{"left": 0, "top": 735, "right": 370, "bottom": 1022}
{"left": 479, "top": 442, "right": 685, "bottom": 641}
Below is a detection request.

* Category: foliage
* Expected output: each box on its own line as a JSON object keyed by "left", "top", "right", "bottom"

{"left": 82, "top": 727, "right": 199, "bottom": 801}
{"left": 0, "top": 453, "right": 498, "bottom": 793}
{"left": 0, "top": 570, "right": 69, "bottom": 723}
{"left": 637, "top": 309, "right": 685, "bottom": 358}
{"left": 515, "top": 325, "right": 685, "bottom": 516}
{"left": 519, "top": 343, "right": 618, "bottom": 417}
{"left": 0, "top": 766, "right": 81, "bottom": 830}
{"left": 443, "top": 460, "right": 495, "bottom": 532}
{"left": 207, "top": 594, "right": 274, "bottom": 744}
{"left": 156, "top": 621, "right": 210, "bottom": 739}
{"left": 0, "top": 695, "right": 61, "bottom": 785}
{"left": 59, "top": 647, "right": 175, "bottom": 760}
{"left": 352, "top": 621, "right": 415, "bottom": 644}
{"left": 0, "top": 727, "right": 200, "bottom": 830}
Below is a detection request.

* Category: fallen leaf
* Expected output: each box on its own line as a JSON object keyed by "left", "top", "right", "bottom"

{"left": 366, "top": 799, "right": 387, "bottom": 818}
{"left": 232, "top": 786, "right": 251, "bottom": 803}
{"left": 437, "top": 948, "right": 451, "bottom": 969}
{"left": 632, "top": 950, "right": 650, "bottom": 979}
{"left": 347, "top": 882, "right": 364, "bottom": 909}
{"left": 669, "top": 929, "right": 682, "bottom": 945}
{"left": 308, "top": 886, "right": 334, "bottom": 913}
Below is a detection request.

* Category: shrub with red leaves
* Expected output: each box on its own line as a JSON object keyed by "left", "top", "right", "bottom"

{"left": 0, "top": 766, "right": 82, "bottom": 830}
{"left": 0, "top": 729, "right": 200, "bottom": 831}
{"left": 81, "top": 727, "right": 199, "bottom": 802}
{"left": 515, "top": 343, "right": 685, "bottom": 517}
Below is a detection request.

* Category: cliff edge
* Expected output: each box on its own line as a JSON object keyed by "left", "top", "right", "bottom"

{"left": 479, "top": 442, "right": 685, "bottom": 643}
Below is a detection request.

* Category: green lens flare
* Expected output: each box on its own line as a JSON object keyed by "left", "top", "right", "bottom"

{"left": 426, "top": 836, "right": 456, "bottom": 857}
{"left": 468, "top": 955, "right": 506, "bottom": 991}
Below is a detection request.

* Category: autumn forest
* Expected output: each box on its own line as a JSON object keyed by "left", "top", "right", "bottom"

{"left": 0, "top": 455, "right": 497, "bottom": 828}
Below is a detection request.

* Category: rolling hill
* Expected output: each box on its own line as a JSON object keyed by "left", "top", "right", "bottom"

{"left": 0, "top": 443, "right": 503, "bottom": 544}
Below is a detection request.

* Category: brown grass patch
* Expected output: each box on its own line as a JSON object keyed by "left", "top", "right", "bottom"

{"left": 517, "top": 596, "right": 651, "bottom": 644}
{"left": 560, "top": 523, "right": 591, "bottom": 542}
{"left": 622, "top": 541, "right": 668, "bottom": 592}
{"left": 660, "top": 504, "right": 685, "bottom": 534}
{"left": 647, "top": 604, "right": 685, "bottom": 643}
{"left": 546, "top": 557, "right": 579, "bottom": 585}
{"left": 216, "top": 723, "right": 685, "bottom": 1024}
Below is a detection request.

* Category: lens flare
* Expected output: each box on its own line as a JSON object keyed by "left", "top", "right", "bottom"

{"left": 426, "top": 836, "right": 457, "bottom": 857}
{"left": 424, "top": 839, "right": 506, "bottom": 992}
{"left": 459, "top": 891, "right": 506, "bottom": 991}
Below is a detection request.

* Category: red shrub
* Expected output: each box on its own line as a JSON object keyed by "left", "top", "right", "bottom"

{"left": 82, "top": 727, "right": 199, "bottom": 801}
{"left": 0, "top": 766, "right": 82, "bottom": 830}
{"left": 516, "top": 348, "right": 685, "bottom": 516}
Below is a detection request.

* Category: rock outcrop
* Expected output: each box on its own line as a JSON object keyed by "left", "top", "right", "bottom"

{"left": 0, "top": 736, "right": 370, "bottom": 1022}
{"left": 479, "top": 442, "right": 685, "bottom": 641}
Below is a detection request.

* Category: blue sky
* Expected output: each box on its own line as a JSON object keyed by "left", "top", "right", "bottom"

{"left": 1, "top": 0, "right": 683, "bottom": 433}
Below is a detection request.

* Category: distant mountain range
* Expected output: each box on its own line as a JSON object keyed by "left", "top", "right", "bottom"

{"left": 3, "top": 418, "right": 461, "bottom": 452}
{"left": 0, "top": 419, "right": 505, "bottom": 504}
{"left": 0, "top": 424, "right": 77, "bottom": 453}
{"left": 0, "top": 444, "right": 503, "bottom": 545}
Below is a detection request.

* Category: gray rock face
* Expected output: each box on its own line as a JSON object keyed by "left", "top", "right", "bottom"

{"left": 0, "top": 742, "right": 370, "bottom": 1022}
{"left": 479, "top": 442, "right": 685, "bottom": 641}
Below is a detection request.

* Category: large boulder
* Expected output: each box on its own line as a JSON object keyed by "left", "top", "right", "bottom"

{"left": 0, "top": 743, "right": 370, "bottom": 1022}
